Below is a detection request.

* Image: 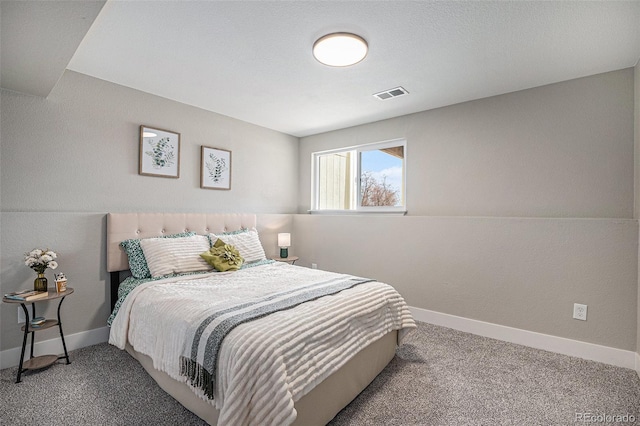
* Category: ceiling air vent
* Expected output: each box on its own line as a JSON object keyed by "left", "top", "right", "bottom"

{"left": 373, "top": 86, "right": 409, "bottom": 100}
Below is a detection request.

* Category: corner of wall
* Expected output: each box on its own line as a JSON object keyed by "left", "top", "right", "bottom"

{"left": 634, "top": 58, "right": 640, "bottom": 360}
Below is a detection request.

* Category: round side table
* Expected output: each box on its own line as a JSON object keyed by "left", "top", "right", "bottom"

{"left": 2, "top": 287, "right": 74, "bottom": 383}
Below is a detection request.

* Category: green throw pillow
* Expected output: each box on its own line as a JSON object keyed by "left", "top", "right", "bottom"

{"left": 200, "top": 239, "right": 244, "bottom": 272}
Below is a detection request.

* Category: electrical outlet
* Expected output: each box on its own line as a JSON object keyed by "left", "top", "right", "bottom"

{"left": 311, "top": 263, "right": 318, "bottom": 269}
{"left": 18, "top": 307, "right": 25, "bottom": 324}
{"left": 573, "top": 303, "right": 587, "bottom": 321}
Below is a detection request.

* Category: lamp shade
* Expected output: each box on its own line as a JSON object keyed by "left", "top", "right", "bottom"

{"left": 278, "top": 233, "right": 291, "bottom": 248}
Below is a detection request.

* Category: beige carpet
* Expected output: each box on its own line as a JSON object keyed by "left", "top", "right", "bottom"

{"left": 329, "top": 322, "right": 640, "bottom": 425}
{"left": 1, "top": 321, "right": 638, "bottom": 425}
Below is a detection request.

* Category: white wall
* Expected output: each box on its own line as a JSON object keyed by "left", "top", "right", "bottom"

{"left": 0, "top": 71, "right": 298, "bottom": 351}
{"left": 296, "top": 69, "right": 638, "bottom": 351}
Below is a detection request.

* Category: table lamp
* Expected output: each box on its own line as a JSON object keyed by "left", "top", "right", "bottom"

{"left": 278, "top": 233, "right": 291, "bottom": 258}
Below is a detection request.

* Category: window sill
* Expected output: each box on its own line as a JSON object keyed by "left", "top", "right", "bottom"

{"left": 308, "top": 209, "right": 407, "bottom": 215}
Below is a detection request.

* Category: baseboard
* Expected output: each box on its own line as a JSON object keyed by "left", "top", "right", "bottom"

{"left": 0, "top": 326, "right": 110, "bottom": 370}
{"left": 2, "top": 314, "right": 636, "bottom": 375}
{"left": 409, "top": 306, "right": 636, "bottom": 370}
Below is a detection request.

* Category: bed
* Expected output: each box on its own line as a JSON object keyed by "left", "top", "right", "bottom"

{"left": 106, "top": 213, "right": 415, "bottom": 425}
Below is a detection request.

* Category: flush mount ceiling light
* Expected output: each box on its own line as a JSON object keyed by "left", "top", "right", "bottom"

{"left": 313, "top": 33, "right": 368, "bottom": 67}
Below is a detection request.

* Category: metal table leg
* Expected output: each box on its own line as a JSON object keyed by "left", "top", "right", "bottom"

{"left": 16, "top": 303, "right": 30, "bottom": 383}
{"left": 57, "top": 296, "right": 70, "bottom": 364}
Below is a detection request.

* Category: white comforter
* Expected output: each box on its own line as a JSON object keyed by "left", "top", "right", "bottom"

{"left": 109, "top": 262, "right": 415, "bottom": 425}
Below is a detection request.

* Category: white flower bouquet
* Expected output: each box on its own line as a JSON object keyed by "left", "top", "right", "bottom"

{"left": 24, "top": 248, "right": 58, "bottom": 274}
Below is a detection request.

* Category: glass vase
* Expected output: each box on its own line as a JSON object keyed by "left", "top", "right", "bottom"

{"left": 34, "top": 273, "right": 48, "bottom": 292}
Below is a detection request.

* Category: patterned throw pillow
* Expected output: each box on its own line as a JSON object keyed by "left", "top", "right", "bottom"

{"left": 200, "top": 239, "right": 244, "bottom": 272}
{"left": 209, "top": 228, "right": 266, "bottom": 263}
{"left": 120, "top": 231, "right": 195, "bottom": 279}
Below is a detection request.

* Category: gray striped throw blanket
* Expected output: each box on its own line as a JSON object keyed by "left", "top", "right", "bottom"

{"left": 179, "top": 275, "right": 373, "bottom": 400}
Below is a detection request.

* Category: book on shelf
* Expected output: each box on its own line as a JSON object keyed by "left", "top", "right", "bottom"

{"left": 30, "top": 323, "right": 49, "bottom": 329}
{"left": 3, "top": 289, "right": 48, "bottom": 301}
{"left": 30, "top": 316, "right": 46, "bottom": 326}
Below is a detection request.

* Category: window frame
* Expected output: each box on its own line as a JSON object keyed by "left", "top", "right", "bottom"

{"left": 311, "top": 138, "right": 407, "bottom": 214}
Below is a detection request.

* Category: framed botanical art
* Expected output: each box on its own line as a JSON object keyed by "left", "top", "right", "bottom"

{"left": 201, "top": 146, "right": 232, "bottom": 190}
{"left": 139, "top": 125, "right": 180, "bottom": 178}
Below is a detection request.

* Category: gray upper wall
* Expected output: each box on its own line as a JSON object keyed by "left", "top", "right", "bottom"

{"left": 0, "top": 71, "right": 299, "bottom": 352}
{"left": 0, "top": 71, "right": 299, "bottom": 213}
{"left": 299, "top": 68, "right": 635, "bottom": 218}
{"left": 3, "top": 68, "right": 633, "bottom": 217}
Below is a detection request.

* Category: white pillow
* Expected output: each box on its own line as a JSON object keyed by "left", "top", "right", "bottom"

{"left": 210, "top": 228, "right": 266, "bottom": 263}
{"left": 139, "top": 235, "right": 212, "bottom": 277}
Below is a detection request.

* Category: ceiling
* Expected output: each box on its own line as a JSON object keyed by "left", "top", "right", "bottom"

{"left": 0, "top": 0, "right": 105, "bottom": 97}
{"left": 6, "top": 1, "right": 640, "bottom": 138}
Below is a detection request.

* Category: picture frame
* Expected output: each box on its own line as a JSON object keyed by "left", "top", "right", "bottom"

{"left": 201, "top": 146, "right": 232, "bottom": 190}
{"left": 139, "top": 125, "right": 181, "bottom": 178}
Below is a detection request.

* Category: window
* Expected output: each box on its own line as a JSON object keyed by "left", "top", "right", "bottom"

{"left": 312, "top": 139, "right": 406, "bottom": 212}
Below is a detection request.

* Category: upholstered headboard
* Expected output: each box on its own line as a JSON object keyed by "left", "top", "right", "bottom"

{"left": 107, "top": 212, "right": 257, "bottom": 272}
{"left": 107, "top": 213, "right": 257, "bottom": 309}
